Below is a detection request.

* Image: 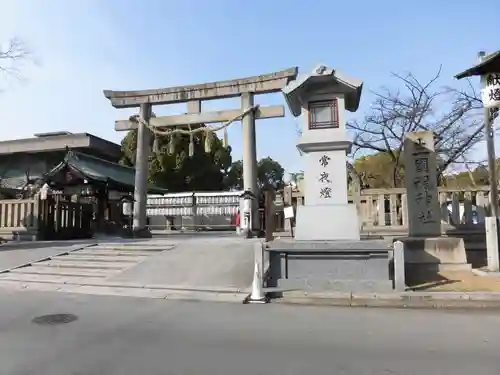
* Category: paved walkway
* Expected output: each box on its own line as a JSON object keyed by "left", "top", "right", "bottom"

{"left": 108, "top": 237, "right": 258, "bottom": 290}
{"left": 0, "top": 236, "right": 259, "bottom": 300}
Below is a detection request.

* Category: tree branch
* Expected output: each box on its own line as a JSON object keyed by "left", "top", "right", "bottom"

{"left": 0, "top": 37, "right": 30, "bottom": 77}
{"left": 350, "top": 66, "right": 484, "bottom": 187}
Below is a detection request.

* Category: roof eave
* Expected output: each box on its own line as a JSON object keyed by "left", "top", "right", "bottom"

{"left": 455, "top": 51, "right": 500, "bottom": 79}
{"left": 282, "top": 69, "right": 363, "bottom": 116}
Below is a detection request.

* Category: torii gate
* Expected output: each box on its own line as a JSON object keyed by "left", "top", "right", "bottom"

{"left": 103, "top": 67, "right": 298, "bottom": 237}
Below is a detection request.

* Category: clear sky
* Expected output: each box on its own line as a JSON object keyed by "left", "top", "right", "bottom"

{"left": 0, "top": 0, "right": 498, "bottom": 176}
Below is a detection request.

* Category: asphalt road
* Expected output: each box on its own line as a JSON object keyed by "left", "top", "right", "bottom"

{"left": 0, "top": 290, "right": 499, "bottom": 375}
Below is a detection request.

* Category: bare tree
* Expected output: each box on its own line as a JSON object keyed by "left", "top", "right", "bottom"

{"left": 0, "top": 37, "right": 31, "bottom": 192}
{"left": 348, "top": 67, "right": 486, "bottom": 187}
{"left": 0, "top": 37, "right": 30, "bottom": 78}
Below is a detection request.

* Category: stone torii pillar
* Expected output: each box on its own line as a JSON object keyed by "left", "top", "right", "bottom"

{"left": 132, "top": 103, "right": 152, "bottom": 236}
{"left": 241, "top": 92, "right": 259, "bottom": 228}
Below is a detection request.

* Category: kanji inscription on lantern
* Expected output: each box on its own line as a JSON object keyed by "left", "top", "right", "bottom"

{"left": 403, "top": 131, "right": 441, "bottom": 237}
{"left": 318, "top": 155, "right": 333, "bottom": 199}
{"left": 319, "top": 155, "right": 331, "bottom": 167}
{"left": 318, "top": 171, "right": 331, "bottom": 183}
{"left": 319, "top": 186, "right": 332, "bottom": 199}
{"left": 482, "top": 73, "right": 500, "bottom": 109}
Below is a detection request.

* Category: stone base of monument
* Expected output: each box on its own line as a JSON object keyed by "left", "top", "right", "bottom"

{"left": 294, "top": 204, "right": 360, "bottom": 241}
{"left": 265, "top": 239, "right": 394, "bottom": 293}
{"left": 400, "top": 237, "right": 471, "bottom": 280}
{"left": 131, "top": 227, "right": 153, "bottom": 239}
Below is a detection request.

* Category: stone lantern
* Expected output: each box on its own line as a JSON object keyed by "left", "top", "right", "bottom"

{"left": 282, "top": 65, "right": 363, "bottom": 241}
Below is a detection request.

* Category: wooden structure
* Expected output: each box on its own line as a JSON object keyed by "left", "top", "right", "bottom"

{"left": 38, "top": 195, "right": 93, "bottom": 240}
{"left": 41, "top": 149, "right": 164, "bottom": 237}
{"left": 0, "top": 132, "right": 165, "bottom": 240}
{"left": 104, "top": 67, "right": 298, "bottom": 236}
{"left": 0, "top": 131, "right": 122, "bottom": 195}
{"left": 0, "top": 195, "right": 92, "bottom": 241}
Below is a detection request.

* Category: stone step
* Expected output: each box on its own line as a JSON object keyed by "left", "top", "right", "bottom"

{"left": 53, "top": 254, "right": 143, "bottom": 263}
{"left": 9, "top": 266, "right": 116, "bottom": 278}
{"left": 94, "top": 244, "right": 169, "bottom": 251}
{"left": 38, "top": 260, "right": 128, "bottom": 270}
{"left": 0, "top": 273, "right": 84, "bottom": 284}
{"left": 75, "top": 249, "right": 158, "bottom": 257}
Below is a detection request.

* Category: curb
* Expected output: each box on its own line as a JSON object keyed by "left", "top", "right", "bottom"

{"left": 273, "top": 291, "right": 500, "bottom": 309}
{"left": 0, "top": 279, "right": 249, "bottom": 303}
{"left": 0, "top": 276, "right": 249, "bottom": 294}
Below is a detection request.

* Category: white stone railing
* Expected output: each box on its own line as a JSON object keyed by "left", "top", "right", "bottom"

{"left": 143, "top": 186, "right": 493, "bottom": 235}
{"left": 286, "top": 186, "right": 492, "bottom": 235}
{"left": 0, "top": 198, "right": 38, "bottom": 229}
{"left": 0, "top": 198, "right": 40, "bottom": 240}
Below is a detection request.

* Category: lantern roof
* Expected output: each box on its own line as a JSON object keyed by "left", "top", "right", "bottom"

{"left": 282, "top": 64, "right": 363, "bottom": 116}
{"left": 455, "top": 51, "right": 500, "bottom": 79}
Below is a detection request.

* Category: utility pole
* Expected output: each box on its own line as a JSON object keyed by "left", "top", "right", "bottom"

{"left": 455, "top": 51, "right": 500, "bottom": 271}
{"left": 478, "top": 51, "right": 500, "bottom": 271}
{"left": 479, "top": 51, "right": 500, "bottom": 219}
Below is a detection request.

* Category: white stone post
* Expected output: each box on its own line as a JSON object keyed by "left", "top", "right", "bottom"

{"left": 242, "top": 195, "right": 252, "bottom": 237}
{"left": 393, "top": 240, "right": 406, "bottom": 291}
{"left": 485, "top": 217, "right": 500, "bottom": 271}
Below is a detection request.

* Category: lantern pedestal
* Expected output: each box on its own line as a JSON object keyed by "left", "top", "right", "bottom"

{"left": 294, "top": 204, "right": 359, "bottom": 241}
{"left": 293, "top": 139, "right": 360, "bottom": 241}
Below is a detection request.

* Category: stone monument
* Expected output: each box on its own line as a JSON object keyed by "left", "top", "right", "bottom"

{"left": 283, "top": 65, "right": 361, "bottom": 241}
{"left": 402, "top": 131, "right": 470, "bottom": 276}
{"left": 403, "top": 131, "right": 441, "bottom": 237}
{"left": 265, "top": 65, "right": 394, "bottom": 293}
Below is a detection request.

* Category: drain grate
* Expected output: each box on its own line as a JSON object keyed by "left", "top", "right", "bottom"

{"left": 32, "top": 313, "right": 78, "bottom": 325}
